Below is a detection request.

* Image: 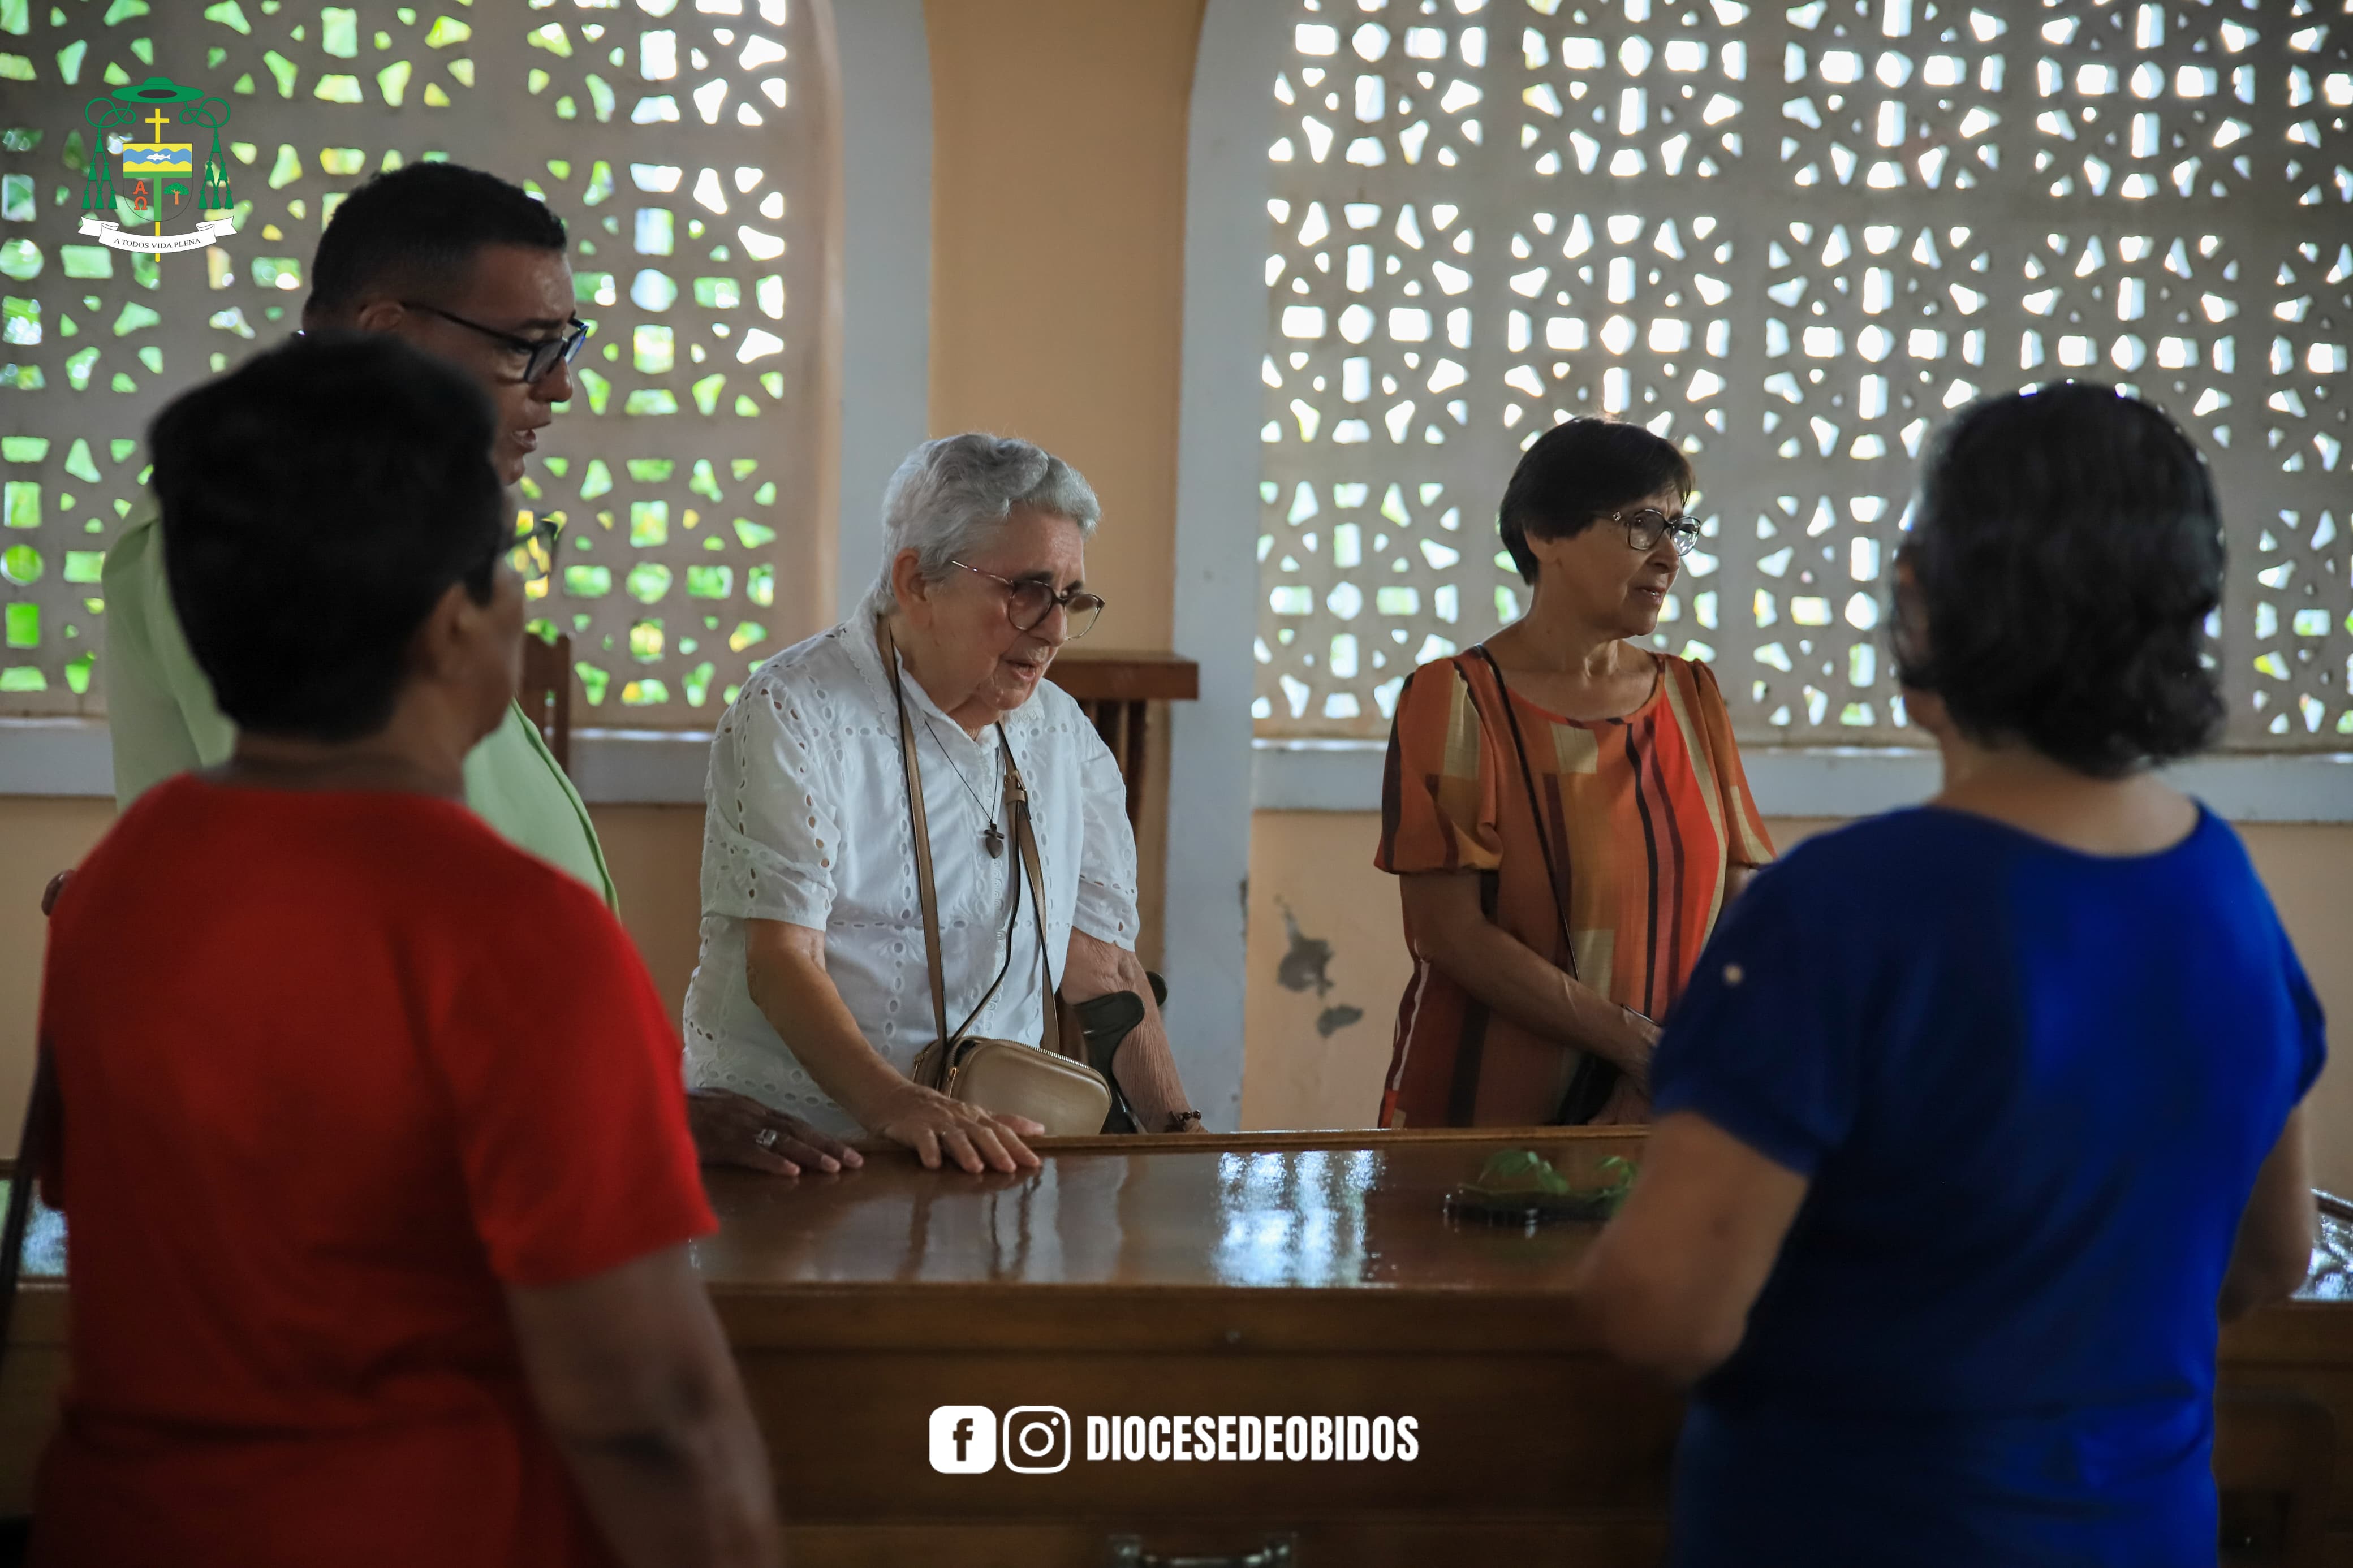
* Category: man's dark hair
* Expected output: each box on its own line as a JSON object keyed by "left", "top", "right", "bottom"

{"left": 151, "top": 333, "right": 506, "bottom": 742}
{"left": 1497, "top": 417, "right": 1696, "bottom": 584}
{"left": 1893, "top": 382, "right": 2226, "bottom": 779}
{"left": 307, "top": 161, "right": 566, "bottom": 318}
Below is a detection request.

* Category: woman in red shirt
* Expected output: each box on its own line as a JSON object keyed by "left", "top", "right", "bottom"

{"left": 33, "top": 334, "right": 779, "bottom": 1567}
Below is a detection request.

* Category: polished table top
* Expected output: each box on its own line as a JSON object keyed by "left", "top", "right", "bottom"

{"left": 13, "top": 1130, "right": 2352, "bottom": 1298}
{"left": 688, "top": 1129, "right": 1634, "bottom": 1295}
{"left": 10, "top": 1127, "right": 2348, "bottom": 1338}
{"left": 0, "top": 1130, "right": 1644, "bottom": 1357}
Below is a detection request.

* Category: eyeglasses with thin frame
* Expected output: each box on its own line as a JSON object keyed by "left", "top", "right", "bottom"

{"left": 404, "top": 301, "right": 593, "bottom": 384}
{"left": 949, "top": 559, "right": 1106, "bottom": 641}
{"left": 1609, "top": 507, "right": 1703, "bottom": 556}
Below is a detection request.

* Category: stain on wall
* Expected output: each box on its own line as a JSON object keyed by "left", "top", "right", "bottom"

{"left": 1274, "top": 898, "right": 1334, "bottom": 996}
{"left": 1272, "top": 897, "right": 1368, "bottom": 1040}
{"left": 1316, "top": 1003, "right": 1365, "bottom": 1038}
{"left": 1246, "top": 839, "right": 1398, "bottom": 1130}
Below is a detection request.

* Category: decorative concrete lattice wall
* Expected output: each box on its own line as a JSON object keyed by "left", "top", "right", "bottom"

{"left": 0, "top": 0, "right": 831, "bottom": 722}
{"left": 1254, "top": 0, "right": 2351, "bottom": 747}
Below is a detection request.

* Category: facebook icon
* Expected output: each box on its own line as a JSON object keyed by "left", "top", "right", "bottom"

{"left": 928, "top": 1405, "right": 998, "bottom": 1474}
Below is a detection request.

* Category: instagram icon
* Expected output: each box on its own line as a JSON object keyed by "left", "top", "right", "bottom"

{"left": 1001, "top": 1406, "right": 1072, "bottom": 1474}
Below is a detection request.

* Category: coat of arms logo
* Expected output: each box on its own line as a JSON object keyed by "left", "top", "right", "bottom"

{"left": 78, "top": 75, "right": 237, "bottom": 255}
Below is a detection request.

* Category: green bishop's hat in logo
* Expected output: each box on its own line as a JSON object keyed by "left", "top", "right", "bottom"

{"left": 113, "top": 75, "right": 206, "bottom": 106}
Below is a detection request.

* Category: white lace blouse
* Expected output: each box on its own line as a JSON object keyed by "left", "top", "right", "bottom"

{"left": 682, "top": 619, "right": 1141, "bottom": 1136}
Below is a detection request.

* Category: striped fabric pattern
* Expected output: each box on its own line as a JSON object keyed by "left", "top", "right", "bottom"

{"left": 1373, "top": 650, "right": 1774, "bottom": 1128}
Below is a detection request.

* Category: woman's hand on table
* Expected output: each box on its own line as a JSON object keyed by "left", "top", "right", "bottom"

{"left": 860, "top": 1081, "right": 1044, "bottom": 1175}
{"left": 739, "top": 920, "right": 1037, "bottom": 1174}
{"left": 686, "top": 1087, "right": 864, "bottom": 1177}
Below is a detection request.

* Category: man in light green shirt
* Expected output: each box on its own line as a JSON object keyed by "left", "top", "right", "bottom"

{"left": 104, "top": 160, "right": 614, "bottom": 907}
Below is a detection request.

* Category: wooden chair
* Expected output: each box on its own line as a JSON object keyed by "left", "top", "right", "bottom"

{"left": 1042, "top": 652, "right": 1199, "bottom": 831}
{"left": 517, "top": 632, "right": 573, "bottom": 775}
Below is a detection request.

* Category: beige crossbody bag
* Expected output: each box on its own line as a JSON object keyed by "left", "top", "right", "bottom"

{"left": 882, "top": 623, "right": 1112, "bottom": 1137}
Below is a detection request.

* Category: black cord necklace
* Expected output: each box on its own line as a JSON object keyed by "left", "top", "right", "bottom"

{"left": 916, "top": 710, "right": 1006, "bottom": 858}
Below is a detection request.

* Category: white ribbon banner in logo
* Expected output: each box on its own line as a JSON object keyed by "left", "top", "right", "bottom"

{"left": 77, "top": 214, "right": 239, "bottom": 253}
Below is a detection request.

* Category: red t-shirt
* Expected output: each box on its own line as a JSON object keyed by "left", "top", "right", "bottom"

{"left": 32, "top": 775, "right": 717, "bottom": 1568}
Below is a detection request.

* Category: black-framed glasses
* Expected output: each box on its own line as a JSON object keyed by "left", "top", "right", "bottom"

{"left": 1610, "top": 507, "right": 1703, "bottom": 556}
{"left": 506, "top": 512, "right": 563, "bottom": 590}
{"left": 404, "top": 301, "right": 592, "bottom": 384}
{"left": 949, "top": 560, "right": 1106, "bottom": 641}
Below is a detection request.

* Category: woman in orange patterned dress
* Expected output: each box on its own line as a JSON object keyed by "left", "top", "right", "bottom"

{"left": 1374, "top": 420, "right": 1774, "bottom": 1128}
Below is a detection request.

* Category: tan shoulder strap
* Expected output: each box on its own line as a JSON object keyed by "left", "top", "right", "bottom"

{"left": 998, "top": 731, "right": 1071, "bottom": 1062}
{"left": 880, "top": 620, "right": 952, "bottom": 1046}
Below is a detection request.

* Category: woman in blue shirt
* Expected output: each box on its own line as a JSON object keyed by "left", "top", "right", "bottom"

{"left": 1573, "top": 383, "right": 2324, "bottom": 1566}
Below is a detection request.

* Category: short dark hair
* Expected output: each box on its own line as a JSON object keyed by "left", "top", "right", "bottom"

{"left": 1497, "top": 418, "right": 1695, "bottom": 584}
{"left": 151, "top": 333, "right": 507, "bottom": 743}
{"left": 307, "top": 161, "right": 566, "bottom": 317}
{"left": 1893, "top": 382, "right": 2225, "bottom": 778}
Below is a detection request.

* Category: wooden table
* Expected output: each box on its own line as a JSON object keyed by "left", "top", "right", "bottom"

{"left": 6, "top": 1129, "right": 2350, "bottom": 1566}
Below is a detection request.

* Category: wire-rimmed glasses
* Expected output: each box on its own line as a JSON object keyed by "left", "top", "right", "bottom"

{"left": 949, "top": 560, "right": 1106, "bottom": 640}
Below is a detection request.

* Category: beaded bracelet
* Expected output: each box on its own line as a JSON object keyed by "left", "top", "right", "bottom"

{"left": 1164, "top": 1109, "right": 1204, "bottom": 1133}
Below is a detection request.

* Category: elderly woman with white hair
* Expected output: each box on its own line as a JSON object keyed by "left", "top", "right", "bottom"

{"left": 681, "top": 434, "right": 1203, "bottom": 1174}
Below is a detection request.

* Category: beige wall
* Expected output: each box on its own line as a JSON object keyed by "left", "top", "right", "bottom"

{"left": 923, "top": 0, "right": 1205, "bottom": 656}
{"left": 1243, "top": 810, "right": 2353, "bottom": 1195}
{"left": 588, "top": 805, "right": 710, "bottom": 1026}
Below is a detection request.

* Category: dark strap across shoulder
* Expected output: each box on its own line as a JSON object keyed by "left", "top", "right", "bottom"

{"left": 1460, "top": 647, "right": 1619, "bottom": 1126}
{"left": 999, "top": 729, "right": 1068, "bottom": 1061}
{"left": 1467, "top": 646, "right": 1578, "bottom": 983}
